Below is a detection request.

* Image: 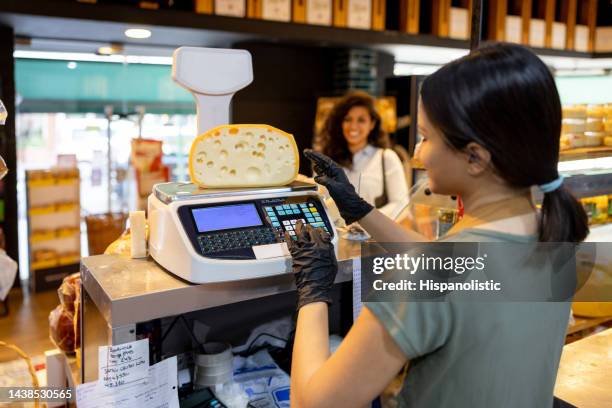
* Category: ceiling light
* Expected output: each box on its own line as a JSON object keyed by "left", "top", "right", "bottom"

{"left": 97, "top": 43, "right": 124, "bottom": 56}
{"left": 67, "top": 61, "right": 77, "bottom": 69}
{"left": 124, "top": 28, "right": 152, "bottom": 39}
{"left": 97, "top": 46, "right": 115, "bottom": 55}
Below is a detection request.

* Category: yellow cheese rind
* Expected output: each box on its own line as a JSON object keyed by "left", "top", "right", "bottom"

{"left": 189, "top": 124, "right": 300, "bottom": 188}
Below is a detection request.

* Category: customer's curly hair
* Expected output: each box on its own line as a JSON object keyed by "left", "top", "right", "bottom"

{"left": 319, "top": 91, "right": 390, "bottom": 168}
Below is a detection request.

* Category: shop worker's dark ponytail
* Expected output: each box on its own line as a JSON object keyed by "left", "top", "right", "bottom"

{"left": 421, "top": 43, "right": 589, "bottom": 243}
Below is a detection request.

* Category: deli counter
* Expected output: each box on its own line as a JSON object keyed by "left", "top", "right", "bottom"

{"left": 80, "top": 236, "right": 361, "bottom": 383}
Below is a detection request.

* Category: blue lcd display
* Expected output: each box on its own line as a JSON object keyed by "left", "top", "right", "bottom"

{"left": 191, "top": 204, "right": 262, "bottom": 233}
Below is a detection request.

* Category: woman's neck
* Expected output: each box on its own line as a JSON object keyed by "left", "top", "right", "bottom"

{"left": 460, "top": 184, "right": 533, "bottom": 215}
{"left": 348, "top": 141, "right": 368, "bottom": 154}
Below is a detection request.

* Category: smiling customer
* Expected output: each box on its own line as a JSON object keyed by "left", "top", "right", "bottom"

{"left": 317, "top": 92, "right": 408, "bottom": 217}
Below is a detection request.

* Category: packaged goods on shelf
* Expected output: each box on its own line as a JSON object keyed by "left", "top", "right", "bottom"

{"left": 584, "top": 132, "right": 605, "bottom": 147}
{"left": 575, "top": 25, "right": 589, "bottom": 52}
{"left": 561, "top": 133, "right": 587, "bottom": 149}
{"left": 529, "top": 19, "right": 546, "bottom": 48}
{"left": 563, "top": 105, "right": 587, "bottom": 119}
{"left": 449, "top": 7, "right": 469, "bottom": 40}
{"left": 333, "top": 0, "right": 374, "bottom": 29}
{"left": 586, "top": 118, "right": 605, "bottom": 132}
{"left": 551, "top": 22, "right": 566, "bottom": 50}
{"left": 560, "top": 135, "right": 571, "bottom": 150}
{"left": 587, "top": 105, "right": 606, "bottom": 119}
{"left": 581, "top": 196, "right": 610, "bottom": 225}
{"left": 293, "top": 0, "right": 333, "bottom": 25}
{"left": 262, "top": 0, "right": 291, "bottom": 21}
{"left": 30, "top": 229, "right": 56, "bottom": 243}
{"left": 505, "top": 15, "right": 522, "bottom": 44}
{"left": 58, "top": 251, "right": 81, "bottom": 266}
{"left": 26, "top": 168, "right": 81, "bottom": 291}
{"left": 562, "top": 119, "right": 586, "bottom": 134}
{"left": 215, "top": 0, "right": 246, "bottom": 17}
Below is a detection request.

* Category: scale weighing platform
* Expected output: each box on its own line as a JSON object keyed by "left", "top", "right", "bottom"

{"left": 148, "top": 181, "right": 338, "bottom": 283}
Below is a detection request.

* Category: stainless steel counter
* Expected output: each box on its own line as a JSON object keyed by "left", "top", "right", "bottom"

{"left": 80, "top": 237, "right": 361, "bottom": 381}
{"left": 81, "top": 237, "right": 361, "bottom": 328}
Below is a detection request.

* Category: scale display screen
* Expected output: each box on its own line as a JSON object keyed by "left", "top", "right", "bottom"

{"left": 192, "top": 203, "right": 262, "bottom": 233}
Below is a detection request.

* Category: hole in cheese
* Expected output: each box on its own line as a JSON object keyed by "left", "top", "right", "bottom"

{"left": 220, "top": 150, "right": 228, "bottom": 159}
{"left": 257, "top": 143, "right": 266, "bottom": 151}
{"left": 207, "top": 161, "right": 214, "bottom": 168}
{"left": 229, "top": 169, "right": 236, "bottom": 176}
{"left": 246, "top": 167, "right": 262, "bottom": 181}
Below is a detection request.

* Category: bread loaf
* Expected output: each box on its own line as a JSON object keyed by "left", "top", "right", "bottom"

{"left": 189, "top": 124, "right": 299, "bottom": 188}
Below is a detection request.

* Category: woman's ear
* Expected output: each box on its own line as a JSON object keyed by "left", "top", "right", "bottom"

{"left": 465, "top": 142, "right": 491, "bottom": 176}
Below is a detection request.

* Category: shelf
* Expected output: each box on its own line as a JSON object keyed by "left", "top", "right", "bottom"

{"left": 560, "top": 146, "right": 612, "bottom": 162}
{"left": 567, "top": 315, "right": 612, "bottom": 335}
{"left": 0, "top": 0, "right": 603, "bottom": 59}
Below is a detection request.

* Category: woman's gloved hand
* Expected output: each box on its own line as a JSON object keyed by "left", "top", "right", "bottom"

{"left": 285, "top": 221, "right": 338, "bottom": 309}
{"left": 304, "top": 149, "right": 373, "bottom": 225}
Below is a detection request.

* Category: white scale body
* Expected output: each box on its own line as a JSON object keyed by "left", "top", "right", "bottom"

{"left": 148, "top": 46, "right": 337, "bottom": 283}
{"left": 148, "top": 182, "right": 338, "bottom": 283}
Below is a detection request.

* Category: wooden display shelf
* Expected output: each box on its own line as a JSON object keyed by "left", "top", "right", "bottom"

{"left": 567, "top": 315, "right": 612, "bottom": 335}
{"left": 0, "top": 0, "right": 605, "bottom": 59}
{"left": 560, "top": 146, "right": 612, "bottom": 161}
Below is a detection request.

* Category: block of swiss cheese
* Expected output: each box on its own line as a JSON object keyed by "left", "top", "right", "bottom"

{"left": 189, "top": 124, "right": 299, "bottom": 188}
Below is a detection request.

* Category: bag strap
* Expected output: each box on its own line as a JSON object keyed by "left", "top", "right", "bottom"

{"left": 374, "top": 149, "right": 389, "bottom": 208}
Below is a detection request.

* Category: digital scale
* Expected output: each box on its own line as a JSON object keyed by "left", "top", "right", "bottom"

{"left": 148, "top": 47, "right": 337, "bottom": 283}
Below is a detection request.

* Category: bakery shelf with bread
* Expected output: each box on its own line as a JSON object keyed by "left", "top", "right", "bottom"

{"left": 26, "top": 168, "right": 81, "bottom": 292}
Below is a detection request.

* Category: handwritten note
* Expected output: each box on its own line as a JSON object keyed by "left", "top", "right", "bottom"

{"left": 98, "top": 338, "right": 149, "bottom": 388}
{"left": 77, "top": 356, "right": 179, "bottom": 408}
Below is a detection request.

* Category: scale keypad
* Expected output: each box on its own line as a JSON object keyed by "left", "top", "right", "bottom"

{"left": 198, "top": 227, "right": 279, "bottom": 254}
{"left": 263, "top": 202, "right": 329, "bottom": 236}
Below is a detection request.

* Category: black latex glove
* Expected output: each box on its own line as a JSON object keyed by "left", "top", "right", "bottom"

{"left": 285, "top": 221, "right": 338, "bottom": 309}
{"left": 304, "top": 149, "right": 374, "bottom": 225}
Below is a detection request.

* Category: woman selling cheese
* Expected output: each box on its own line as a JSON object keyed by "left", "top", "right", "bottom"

{"left": 317, "top": 92, "right": 408, "bottom": 218}
{"left": 286, "top": 43, "right": 589, "bottom": 408}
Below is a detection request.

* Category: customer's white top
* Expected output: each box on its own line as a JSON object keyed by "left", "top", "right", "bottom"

{"left": 343, "top": 145, "right": 409, "bottom": 218}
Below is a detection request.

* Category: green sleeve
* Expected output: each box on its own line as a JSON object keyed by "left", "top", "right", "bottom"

{"left": 364, "top": 300, "right": 453, "bottom": 360}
